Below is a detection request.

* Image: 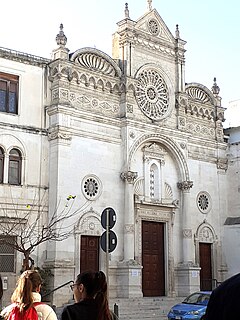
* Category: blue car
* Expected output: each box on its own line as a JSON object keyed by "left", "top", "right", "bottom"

{"left": 167, "top": 291, "right": 211, "bottom": 320}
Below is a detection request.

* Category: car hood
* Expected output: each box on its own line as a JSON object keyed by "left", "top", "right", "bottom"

{"left": 171, "top": 303, "right": 206, "bottom": 313}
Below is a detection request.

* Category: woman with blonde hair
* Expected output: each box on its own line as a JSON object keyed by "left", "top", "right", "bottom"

{"left": 1, "top": 270, "right": 57, "bottom": 320}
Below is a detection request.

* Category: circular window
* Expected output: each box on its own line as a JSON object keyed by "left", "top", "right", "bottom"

{"left": 82, "top": 175, "right": 102, "bottom": 200}
{"left": 197, "top": 192, "right": 211, "bottom": 214}
{"left": 135, "top": 69, "right": 169, "bottom": 120}
{"left": 148, "top": 19, "right": 160, "bottom": 35}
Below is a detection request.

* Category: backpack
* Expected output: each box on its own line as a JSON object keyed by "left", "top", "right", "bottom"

{"left": 7, "top": 302, "right": 43, "bottom": 320}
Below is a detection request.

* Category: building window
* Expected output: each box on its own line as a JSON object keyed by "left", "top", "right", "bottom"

{"left": 82, "top": 174, "right": 102, "bottom": 200}
{"left": 0, "top": 236, "right": 16, "bottom": 272}
{"left": 0, "top": 72, "right": 18, "bottom": 114}
{"left": 197, "top": 191, "right": 212, "bottom": 214}
{"left": 0, "top": 147, "right": 4, "bottom": 183}
{"left": 8, "top": 148, "right": 22, "bottom": 185}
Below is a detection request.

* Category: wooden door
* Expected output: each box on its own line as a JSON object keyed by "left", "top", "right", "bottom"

{"left": 199, "top": 243, "right": 212, "bottom": 290}
{"left": 80, "top": 235, "right": 99, "bottom": 272}
{"left": 142, "top": 221, "right": 165, "bottom": 296}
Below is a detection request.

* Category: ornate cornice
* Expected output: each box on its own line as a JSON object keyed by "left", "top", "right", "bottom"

{"left": 120, "top": 171, "right": 138, "bottom": 184}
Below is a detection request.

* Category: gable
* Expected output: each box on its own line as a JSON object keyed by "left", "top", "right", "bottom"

{"left": 135, "top": 9, "right": 175, "bottom": 44}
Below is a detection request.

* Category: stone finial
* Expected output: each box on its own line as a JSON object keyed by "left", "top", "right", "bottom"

{"left": 212, "top": 77, "right": 220, "bottom": 95}
{"left": 56, "top": 23, "right": 67, "bottom": 47}
{"left": 125, "top": 3, "right": 130, "bottom": 18}
{"left": 175, "top": 24, "right": 180, "bottom": 39}
{"left": 147, "top": 0, "right": 152, "bottom": 11}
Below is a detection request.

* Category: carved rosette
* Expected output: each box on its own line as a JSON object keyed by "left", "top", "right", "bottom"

{"left": 177, "top": 180, "right": 193, "bottom": 191}
{"left": 124, "top": 224, "right": 135, "bottom": 233}
{"left": 120, "top": 171, "right": 138, "bottom": 184}
{"left": 183, "top": 229, "right": 192, "bottom": 239}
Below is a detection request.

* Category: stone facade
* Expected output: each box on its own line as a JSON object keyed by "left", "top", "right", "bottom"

{"left": 0, "top": 2, "right": 239, "bottom": 308}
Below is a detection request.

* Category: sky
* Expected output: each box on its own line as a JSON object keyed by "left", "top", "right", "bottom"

{"left": 0, "top": 0, "right": 239, "bottom": 125}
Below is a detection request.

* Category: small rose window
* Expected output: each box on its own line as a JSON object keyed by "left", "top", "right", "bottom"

{"left": 197, "top": 191, "right": 211, "bottom": 214}
{"left": 82, "top": 175, "right": 102, "bottom": 200}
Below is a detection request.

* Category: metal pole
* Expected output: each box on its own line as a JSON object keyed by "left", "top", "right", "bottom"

{"left": 106, "top": 208, "right": 109, "bottom": 300}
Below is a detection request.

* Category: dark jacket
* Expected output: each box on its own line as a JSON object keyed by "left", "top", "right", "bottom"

{"left": 205, "top": 273, "right": 240, "bottom": 320}
{"left": 61, "top": 299, "right": 98, "bottom": 320}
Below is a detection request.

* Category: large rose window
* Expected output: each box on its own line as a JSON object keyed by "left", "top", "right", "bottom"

{"left": 135, "top": 69, "right": 169, "bottom": 120}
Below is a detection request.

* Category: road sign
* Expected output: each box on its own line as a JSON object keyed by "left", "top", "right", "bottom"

{"left": 101, "top": 207, "right": 116, "bottom": 229}
{"left": 100, "top": 230, "right": 117, "bottom": 253}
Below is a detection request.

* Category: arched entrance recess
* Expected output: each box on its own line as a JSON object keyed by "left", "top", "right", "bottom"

{"left": 195, "top": 221, "right": 218, "bottom": 290}
{"left": 126, "top": 133, "right": 191, "bottom": 296}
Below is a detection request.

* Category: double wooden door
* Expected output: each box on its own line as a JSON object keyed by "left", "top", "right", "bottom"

{"left": 142, "top": 221, "right": 165, "bottom": 296}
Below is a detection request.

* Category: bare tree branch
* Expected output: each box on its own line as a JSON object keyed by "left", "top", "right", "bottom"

{"left": 0, "top": 191, "right": 91, "bottom": 270}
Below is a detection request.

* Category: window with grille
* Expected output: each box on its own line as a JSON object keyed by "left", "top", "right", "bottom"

{"left": 0, "top": 236, "right": 16, "bottom": 272}
{"left": 8, "top": 148, "right": 22, "bottom": 185}
{"left": 0, "top": 72, "right": 18, "bottom": 114}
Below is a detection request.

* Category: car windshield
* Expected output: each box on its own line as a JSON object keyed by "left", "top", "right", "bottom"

{"left": 183, "top": 292, "right": 210, "bottom": 305}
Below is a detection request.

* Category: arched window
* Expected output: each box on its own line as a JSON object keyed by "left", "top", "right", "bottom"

{"left": 8, "top": 148, "right": 22, "bottom": 185}
{"left": 0, "top": 147, "right": 4, "bottom": 183}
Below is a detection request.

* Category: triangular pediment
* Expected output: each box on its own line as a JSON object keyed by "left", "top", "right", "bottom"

{"left": 135, "top": 9, "right": 175, "bottom": 44}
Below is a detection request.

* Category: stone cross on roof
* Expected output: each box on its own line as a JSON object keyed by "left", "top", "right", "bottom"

{"left": 147, "top": 0, "right": 152, "bottom": 11}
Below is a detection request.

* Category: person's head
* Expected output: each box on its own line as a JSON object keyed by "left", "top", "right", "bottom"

{"left": 71, "top": 271, "right": 111, "bottom": 320}
{"left": 11, "top": 270, "right": 43, "bottom": 311}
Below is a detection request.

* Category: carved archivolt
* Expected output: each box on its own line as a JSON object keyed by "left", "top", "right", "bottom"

{"left": 76, "top": 209, "right": 102, "bottom": 236}
{"left": 195, "top": 221, "right": 217, "bottom": 243}
{"left": 128, "top": 133, "right": 190, "bottom": 182}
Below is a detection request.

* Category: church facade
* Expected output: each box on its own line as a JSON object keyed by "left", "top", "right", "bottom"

{"left": 0, "top": 2, "right": 238, "bottom": 307}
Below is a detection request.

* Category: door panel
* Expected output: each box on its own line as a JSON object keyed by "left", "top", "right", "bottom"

{"left": 80, "top": 235, "right": 99, "bottom": 273}
{"left": 142, "top": 221, "right": 165, "bottom": 296}
{"left": 199, "top": 243, "right": 212, "bottom": 290}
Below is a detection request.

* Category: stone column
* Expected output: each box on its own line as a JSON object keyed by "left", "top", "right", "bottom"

{"left": 120, "top": 171, "right": 137, "bottom": 260}
{"left": 176, "top": 180, "right": 201, "bottom": 296}
{"left": 177, "top": 180, "right": 194, "bottom": 263}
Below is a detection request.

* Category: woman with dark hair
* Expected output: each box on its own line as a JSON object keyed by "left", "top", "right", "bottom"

{"left": 61, "top": 271, "right": 115, "bottom": 320}
{"left": 0, "top": 270, "right": 57, "bottom": 320}
{"left": 0, "top": 275, "right": 3, "bottom": 301}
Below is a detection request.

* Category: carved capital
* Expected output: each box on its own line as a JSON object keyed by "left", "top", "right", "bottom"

{"left": 48, "top": 126, "right": 72, "bottom": 142}
{"left": 120, "top": 171, "right": 138, "bottom": 184}
{"left": 217, "top": 158, "right": 228, "bottom": 171}
{"left": 177, "top": 180, "right": 193, "bottom": 191}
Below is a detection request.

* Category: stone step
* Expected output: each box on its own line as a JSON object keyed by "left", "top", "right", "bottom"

{"left": 109, "top": 297, "right": 184, "bottom": 320}
{"left": 56, "top": 296, "right": 184, "bottom": 320}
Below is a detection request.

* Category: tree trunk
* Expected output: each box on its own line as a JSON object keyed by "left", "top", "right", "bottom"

{"left": 22, "top": 252, "right": 34, "bottom": 271}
